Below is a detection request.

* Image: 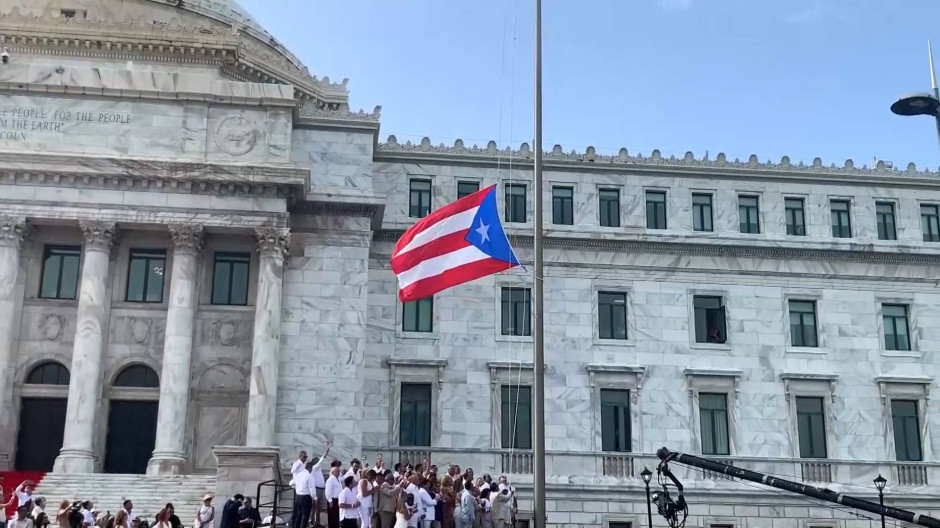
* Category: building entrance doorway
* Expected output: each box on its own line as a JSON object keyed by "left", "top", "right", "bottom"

{"left": 103, "top": 365, "right": 160, "bottom": 474}
{"left": 15, "top": 361, "right": 71, "bottom": 471}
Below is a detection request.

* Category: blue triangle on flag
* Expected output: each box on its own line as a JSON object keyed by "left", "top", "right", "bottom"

{"left": 465, "top": 187, "right": 519, "bottom": 265}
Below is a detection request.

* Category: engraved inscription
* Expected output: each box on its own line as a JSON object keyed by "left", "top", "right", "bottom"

{"left": 0, "top": 106, "right": 133, "bottom": 142}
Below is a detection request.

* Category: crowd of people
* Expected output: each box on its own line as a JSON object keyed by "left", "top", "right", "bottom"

{"left": 288, "top": 444, "right": 519, "bottom": 528}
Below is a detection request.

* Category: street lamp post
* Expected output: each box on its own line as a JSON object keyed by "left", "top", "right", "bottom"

{"left": 890, "top": 42, "right": 940, "bottom": 151}
{"left": 874, "top": 474, "right": 887, "bottom": 528}
{"left": 641, "top": 467, "right": 654, "bottom": 528}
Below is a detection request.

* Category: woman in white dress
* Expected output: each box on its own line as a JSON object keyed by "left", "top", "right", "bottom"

{"left": 357, "top": 469, "right": 375, "bottom": 528}
{"left": 194, "top": 495, "right": 215, "bottom": 528}
{"left": 393, "top": 490, "right": 411, "bottom": 528}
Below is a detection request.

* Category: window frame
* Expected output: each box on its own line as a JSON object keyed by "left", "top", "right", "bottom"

{"left": 737, "top": 194, "right": 761, "bottom": 234}
{"left": 38, "top": 245, "right": 82, "bottom": 300}
{"left": 388, "top": 359, "right": 446, "bottom": 448}
{"left": 691, "top": 193, "right": 714, "bottom": 232}
{"left": 456, "top": 180, "right": 481, "bottom": 200}
{"left": 788, "top": 300, "right": 819, "bottom": 348}
{"left": 210, "top": 251, "right": 251, "bottom": 306}
{"left": 691, "top": 294, "right": 728, "bottom": 346}
{"left": 586, "top": 364, "right": 644, "bottom": 453}
{"left": 795, "top": 395, "right": 828, "bottom": 459}
{"left": 781, "top": 374, "right": 836, "bottom": 460}
{"left": 784, "top": 197, "right": 806, "bottom": 236}
{"left": 402, "top": 297, "right": 434, "bottom": 333}
{"left": 505, "top": 183, "right": 528, "bottom": 223}
{"left": 599, "top": 388, "right": 632, "bottom": 452}
{"left": 500, "top": 286, "right": 532, "bottom": 337}
{"left": 890, "top": 399, "right": 922, "bottom": 462}
{"left": 598, "top": 188, "right": 621, "bottom": 228}
{"left": 125, "top": 248, "right": 167, "bottom": 303}
{"left": 399, "top": 382, "right": 433, "bottom": 447}
{"left": 881, "top": 303, "right": 912, "bottom": 352}
{"left": 875, "top": 201, "right": 898, "bottom": 241}
{"left": 876, "top": 377, "right": 931, "bottom": 463}
{"left": 829, "top": 199, "right": 852, "bottom": 238}
{"left": 699, "top": 392, "right": 731, "bottom": 456}
{"left": 551, "top": 185, "right": 574, "bottom": 226}
{"left": 645, "top": 190, "right": 667, "bottom": 230}
{"left": 597, "top": 291, "right": 629, "bottom": 341}
{"left": 408, "top": 178, "right": 432, "bottom": 218}
{"left": 686, "top": 369, "right": 740, "bottom": 457}
{"left": 500, "top": 384, "right": 533, "bottom": 450}
{"left": 921, "top": 203, "right": 940, "bottom": 242}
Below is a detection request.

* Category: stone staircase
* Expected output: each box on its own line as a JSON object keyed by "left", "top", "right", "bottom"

{"left": 35, "top": 473, "right": 218, "bottom": 523}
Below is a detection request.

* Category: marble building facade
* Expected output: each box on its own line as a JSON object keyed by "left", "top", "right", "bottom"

{"left": 3, "top": 1, "right": 940, "bottom": 527}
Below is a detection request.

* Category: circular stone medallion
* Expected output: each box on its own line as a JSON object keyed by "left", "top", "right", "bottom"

{"left": 215, "top": 115, "right": 259, "bottom": 156}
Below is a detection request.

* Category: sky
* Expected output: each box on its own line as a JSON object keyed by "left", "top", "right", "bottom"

{"left": 240, "top": 0, "right": 940, "bottom": 169}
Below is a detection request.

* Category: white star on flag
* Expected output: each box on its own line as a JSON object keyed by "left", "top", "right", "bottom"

{"left": 475, "top": 219, "right": 491, "bottom": 244}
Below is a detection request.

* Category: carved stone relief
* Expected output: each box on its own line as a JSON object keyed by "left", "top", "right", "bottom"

{"left": 40, "top": 314, "right": 63, "bottom": 341}
{"left": 214, "top": 115, "right": 259, "bottom": 156}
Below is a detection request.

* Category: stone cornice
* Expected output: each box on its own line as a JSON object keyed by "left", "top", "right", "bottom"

{"left": 375, "top": 136, "right": 940, "bottom": 188}
{"left": 372, "top": 230, "right": 940, "bottom": 266}
{"left": 0, "top": 152, "right": 306, "bottom": 198}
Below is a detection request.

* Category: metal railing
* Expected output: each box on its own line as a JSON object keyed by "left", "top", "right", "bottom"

{"left": 256, "top": 479, "right": 295, "bottom": 527}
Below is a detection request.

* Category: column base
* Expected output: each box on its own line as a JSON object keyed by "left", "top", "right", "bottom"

{"left": 53, "top": 449, "right": 95, "bottom": 473}
{"left": 147, "top": 451, "right": 188, "bottom": 476}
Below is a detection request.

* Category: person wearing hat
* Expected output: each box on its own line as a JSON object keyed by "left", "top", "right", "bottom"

{"left": 194, "top": 495, "right": 215, "bottom": 528}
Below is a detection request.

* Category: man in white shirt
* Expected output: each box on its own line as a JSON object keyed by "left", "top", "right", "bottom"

{"left": 344, "top": 459, "right": 361, "bottom": 484}
{"left": 416, "top": 480, "right": 437, "bottom": 528}
{"left": 325, "top": 463, "right": 343, "bottom": 528}
{"left": 309, "top": 443, "right": 330, "bottom": 528}
{"left": 79, "top": 501, "right": 95, "bottom": 528}
{"left": 337, "top": 477, "right": 360, "bottom": 528}
{"left": 290, "top": 451, "right": 308, "bottom": 527}
{"left": 289, "top": 461, "right": 314, "bottom": 528}
{"left": 14, "top": 481, "right": 33, "bottom": 508}
{"left": 122, "top": 500, "right": 136, "bottom": 527}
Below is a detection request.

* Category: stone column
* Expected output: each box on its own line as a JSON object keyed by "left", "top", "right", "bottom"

{"left": 54, "top": 221, "right": 115, "bottom": 473}
{"left": 246, "top": 227, "right": 289, "bottom": 447}
{"left": 147, "top": 225, "right": 204, "bottom": 475}
{"left": 0, "top": 217, "right": 26, "bottom": 467}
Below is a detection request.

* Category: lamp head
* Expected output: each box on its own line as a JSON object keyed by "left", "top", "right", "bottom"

{"left": 891, "top": 92, "right": 940, "bottom": 117}
{"left": 640, "top": 467, "right": 653, "bottom": 485}
{"left": 874, "top": 474, "right": 887, "bottom": 491}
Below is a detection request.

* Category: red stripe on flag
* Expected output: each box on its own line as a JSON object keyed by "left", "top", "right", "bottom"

{"left": 392, "top": 184, "right": 495, "bottom": 258}
{"left": 398, "top": 257, "right": 515, "bottom": 302}
{"left": 390, "top": 229, "right": 471, "bottom": 274}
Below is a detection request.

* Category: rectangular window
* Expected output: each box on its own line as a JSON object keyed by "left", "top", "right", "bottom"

{"left": 501, "top": 385, "right": 532, "bottom": 449}
{"left": 699, "top": 393, "right": 730, "bottom": 455}
{"left": 876, "top": 202, "right": 897, "bottom": 241}
{"left": 882, "top": 304, "right": 911, "bottom": 351}
{"left": 399, "top": 383, "right": 432, "bottom": 447}
{"left": 692, "top": 193, "right": 713, "bottom": 232}
{"left": 891, "top": 399, "right": 922, "bottom": 462}
{"left": 125, "top": 249, "right": 166, "bottom": 303}
{"left": 830, "top": 200, "right": 852, "bottom": 238}
{"left": 738, "top": 195, "right": 760, "bottom": 234}
{"left": 599, "top": 189, "right": 620, "bottom": 227}
{"left": 785, "top": 198, "right": 806, "bottom": 236}
{"left": 457, "top": 181, "right": 480, "bottom": 200}
{"left": 501, "top": 287, "right": 531, "bottom": 336}
{"left": 211, "top": 252, "right": 250, "bottom": 306}
{"left": 409, "top": 179, "right": 432, "bottom": 218}
{"left": 693, "top": 295, "right": 727, "bottom": 344}
{"left": 646, "top": 191, "right": 667, "bottom": 229}
{"left": 552, "top": 186, "right": 574, "bottom": 225}
{"left": 402, "top": 297, "right": 434, "bottom": 333}
{"left": 796, "top": 396, "right": 827, "bottom": 459}
{"left": 598, "top": 291, "right": 628, "bottom": 340}
{"left": 921, "top": 204, "right": 940, "bottom": 242}
{"left": 39, "top": 246, "right": 82, "bottom": 300}
{"left": 788, "top": 300, "right": 818, "bottom": 348}
{"left": 600, "top": 389, "right": 631, "bottom": 452}
{"left": 505, "top": 184, "right": 527, "bottom": 223}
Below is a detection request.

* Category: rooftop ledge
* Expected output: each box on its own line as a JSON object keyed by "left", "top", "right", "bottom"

{"left": 376, "top": 135, "right": 939, "bottom": 181}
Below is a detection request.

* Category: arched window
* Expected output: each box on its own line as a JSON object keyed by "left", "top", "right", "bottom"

{"left": 25, "top": 361, "right": 70, "bottom": 385}
{"left": 113, "top": 365, "right": 159, "bottom": 388}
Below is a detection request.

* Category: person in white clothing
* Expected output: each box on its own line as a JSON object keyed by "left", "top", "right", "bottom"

{"left": 344, "top": 459, "right": 361, "bottom": 485}
{"left": 325, "top": 464, "right": 343, "bottom": 528}
{"left": 357, "top": 469, "right": 375, "bottom": 528}
{"left": 14, "top": 482, "right": 33, "bottom": 509}
{"left": 79, "top": 502, "right": 95, "bottom": 528}
{"left": 337, "top": 477, "right": 360, "bottom": 528}
{"left": 290, "top": 450, "right": 308, "bottom": 526}
{"left": 417, "top": 481, "right": 437, "bottom": 528}
{"left": 121, "top": 500, "right": 136, "bottom": 528}
{"left": 195, "top": 495, "right": 215, "bottom": 528}
{"left": 289, "top": 461, "right": 314, "bottom": 528}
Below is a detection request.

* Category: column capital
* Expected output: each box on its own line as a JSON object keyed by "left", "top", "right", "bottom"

{"left": 255, "top": 227, "right": 290, "bottom": 259}
{"left": 79, "top": 221, "right": 116, "bottom": 251}
{"left": 168, "top": 224, "right": 205, "bottom": 254}
{"left": 0, "top": 216, "right": 27, "bottom": 248}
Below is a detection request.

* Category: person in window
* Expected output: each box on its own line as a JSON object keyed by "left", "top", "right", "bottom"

{"left": 708, "top": 328, "right": 722, "bottom": 343}
{"left": 161, "top": 505, "right": 180, "bottom": 528}
{"left": 237, "top": 498, "right": 260, "bottom": 528}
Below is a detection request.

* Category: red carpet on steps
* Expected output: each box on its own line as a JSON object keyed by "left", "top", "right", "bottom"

{"left": 1, "top": 471, "right": 47, "bottom": 519}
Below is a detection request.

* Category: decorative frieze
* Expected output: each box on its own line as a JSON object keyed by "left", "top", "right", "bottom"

{"left": 0, "top": 216, "right": 27, "bottom": 248}
{"left": 168, "top": 225, "right": 205, "bottom": 254}
{"left": 255, "top": 228, "right": 290, "bottom": 259}
{"left": 78, "top": 220, "right": 116, "bottom": 251}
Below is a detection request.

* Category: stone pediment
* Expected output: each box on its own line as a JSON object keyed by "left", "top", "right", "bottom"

{"left": 0, "top": 1, "right": 348, "bottom": 109}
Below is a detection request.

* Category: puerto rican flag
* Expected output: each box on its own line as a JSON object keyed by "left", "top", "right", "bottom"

{"left": 391, "top": 184, "right": 519, "bottom": 302}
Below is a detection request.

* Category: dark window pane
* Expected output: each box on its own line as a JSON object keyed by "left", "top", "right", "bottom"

{"left": 505, "top": 184, "right": 527, "bottom": 223}
{"left": 501, "top": 386, "right": 532, "bottom": 449}
{"left": 796, "top": 396, "right": 827, "bottom": 458}
{"left": 599, "top": 189, "right": 620, "bottom": 227}
{"left": 126, "top": 249, "right": 166, "bottom": 303}
{"left": 552, "top": 186, "right": 574, "bottom": 225}
{"left": 212, "top": 253, "right": 250, "bottom": 306}
{"left": 883, "top": 304, "right": 911, "bottom": 351}
{"left": 400, "top": 383, "right": 432, "bottom": 447}
{"left": 409, "top": 179, "right": 432, "bottom": 218}
{"left": 830, "top": 200, "right": 852, "bottom": 238}
{"left": 693, "top": 296, "right": 726, "bottom": 344}
{"left": 113, "top": 365, "right": 159, "bottom": 388}
{"left": 785, "top": 198, "right": 806, "bottom": 236}
{"left": 598, "top": 291, "right": 628, "bottom": 340}
{"left": 892, "top": 400, "right": 922, "bottom": 461}
{"left": 457, "top": 181, "right": 480, "bottom": 200}
{"left": 699, "top": 393, "right": 729, "bottom": 455}
{"left": 692, "top": 194, "right": 713, "bottom": 232}
{"left": 39, "top": 253, "right": 62, "bottom": 299}
{"left": 738, "top": 196, "right": 760, "bottom": 234}
{"left": 25, "top": 361, "right": 70, "bottom": 385}
{"left": 212, "top": 260, "right": 231, "bottom": 305}
{"left": 876, "top": 202, "right": 897, "bottom": 241}
{"left": 403, "top": 297, "right": 433, "bottom": 333}
{"left": 789, "top": 300, "right": 818, "bottom": 348}
{"left": 39, "top": 246, "right": 82, "bottom": 300}
{"left": 501, "top": 287, "right": 531, "bottom": 336}
{"left": 646, "top": 191, "right": 667, "bottom": 229}
{"left": 600, "top": 389, "right": 631, "bottom": 452}
{"left": 922, "top": 205, "right": 940, "bottom": 242}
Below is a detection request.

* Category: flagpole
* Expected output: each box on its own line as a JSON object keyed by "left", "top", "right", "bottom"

{"left": 532, "top": 0, "right": 546, "bottom": 526}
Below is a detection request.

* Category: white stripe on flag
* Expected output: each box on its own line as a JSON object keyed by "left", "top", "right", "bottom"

{"left": 397, "top": 244, "right": 489, "bottom": 289}
{"left": 395, "top": 206, "right": 479, "bottom": 257}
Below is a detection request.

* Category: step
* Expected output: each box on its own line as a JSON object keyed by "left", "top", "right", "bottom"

{"left": 35, "top": 473, "right": 218, "bottom": 523}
